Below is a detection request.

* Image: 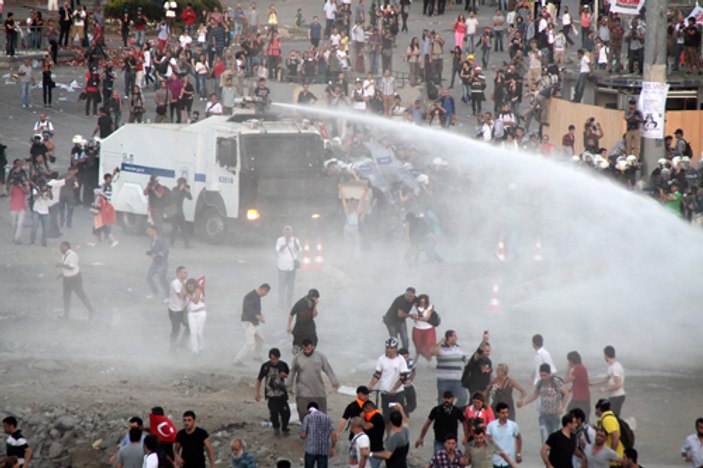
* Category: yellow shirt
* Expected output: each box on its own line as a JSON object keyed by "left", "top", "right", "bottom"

{"left": 599, "top": 411, "right": 624, "bottom": 459}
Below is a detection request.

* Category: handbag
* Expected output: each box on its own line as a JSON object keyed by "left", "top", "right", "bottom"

{"left": 286, "top": 242, "right": 300, "bottom": 270}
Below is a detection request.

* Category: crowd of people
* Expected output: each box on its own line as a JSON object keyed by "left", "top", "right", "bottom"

{"left": 5, "top": 284, "right": 703, "bottom": 467}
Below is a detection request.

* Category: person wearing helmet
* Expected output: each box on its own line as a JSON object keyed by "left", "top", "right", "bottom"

{"left": 369, "top": 337, "right": 409, "bottom": 425}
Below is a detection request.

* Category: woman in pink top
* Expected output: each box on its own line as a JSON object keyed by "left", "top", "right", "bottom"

{"left": 464, "top": 392, "right": 495, "bottom": 442}
{"left": 580, "top": 6, "right": 592, "bottom": 48}
{"left": 564, "top": 350, "right": 591, "bottom": 421}
{"left": 453, "top": 14, "right": 467, "bottom": 48}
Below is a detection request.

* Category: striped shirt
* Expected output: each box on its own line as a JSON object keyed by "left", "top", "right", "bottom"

{"left": 302, "top": 409, "right": 335, "bottom": 456}
{"left": 6, "top": 429, "right": 29, "bottom": 465}
{"left": 436, "top": 344, "right": 466, "bottom": 381}
{"left": 380, "top": 76, "right": 395, "bottom": 96}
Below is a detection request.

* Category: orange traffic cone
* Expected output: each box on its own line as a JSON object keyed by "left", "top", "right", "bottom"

{"left": 496, "top": 240, "right": 506, "bottom": 262}
{"left": 301, "top": 240, "right": 312, "bottom": 271}
{"left": 488, "top": 281, "right": 501, "bottom": 314}
{"left": 314, "top": 238, "right": 325, "bottom": 268}
{"left": 533, "top": 239, "right": 543, "bottom": 262}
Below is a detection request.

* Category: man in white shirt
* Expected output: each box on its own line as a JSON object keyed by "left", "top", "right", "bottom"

{"left": 369, "top": 337, "right": 409, "bottom": 421}
{"left": 276, "top": 225, "right": 302, "bottom": 309}
{"left": 590, "top": 345, "right": 626, "bottom": 416}
{"left": 57, "top": 241, "right": 95, "bottom": 320}
{"left": 573, "top": 48, "right": 592, "bottom": 103}
{"left": 167, "top": 266, "right": 189, "bottom": 351}
{"left": 204, "top": 93, "right": 223, "bottom": 117}
{"left": 349, "top": 417, "right": 371, "bottom": 467}
{"left": 31, "top": 170, "right": 75, "bottom": 247}
{"left": 531, "top": 333, "right": 556, "bottom": 385}
{"left": 680, "top": 417, "right": 703, "bottom": 468}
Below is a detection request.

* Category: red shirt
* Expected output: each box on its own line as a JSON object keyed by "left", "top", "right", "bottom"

{"left": 213, "top": 61, "right": 226, "bottom": 78}
{"left": 182, "top": 7, "right": 197, "bottom": 26}
{"left": 9, "top": 184, "right": 28, "bottom": 211}
{"left": 570, "top": 364, "right": 590, "bottom": 402}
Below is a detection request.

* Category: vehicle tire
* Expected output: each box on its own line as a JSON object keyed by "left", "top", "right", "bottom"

{"left": 119, "top": 212, "right": 147, "bottom": 235}
{"left": 197, "top": 208, "right": 226, "bottom": 244}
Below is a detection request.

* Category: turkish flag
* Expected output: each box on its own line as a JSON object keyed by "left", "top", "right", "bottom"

{"left": 197, "top": 275, "right": 206, "bottom": 299}
{"left": 149, "top": 414, "right": 177, "bottom": 443}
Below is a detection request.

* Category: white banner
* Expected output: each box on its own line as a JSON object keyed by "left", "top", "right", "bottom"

{"left": 637, "top": 82, "right": 669, "bottom": 140}
{"left": 687, "top": 6, "right": 703, "bottom": 25}
{"left": 610, "top": 0, "right": 646, "bottom": 15}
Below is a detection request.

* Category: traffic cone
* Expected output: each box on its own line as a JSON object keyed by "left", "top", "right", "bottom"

{"left": 314, "top": 238, "right": 325, "bottom": 268}
{"left": 495, "top": 240, "right": 506, "bottom": 262}
{"left": 301, "top": 240, "right": 312, "bottom": 271}
{"left": 533, "top": 239, "right": 543, "bottom": 262}
{"left": 488, "top": 281, "right": 501, "bottom": 314}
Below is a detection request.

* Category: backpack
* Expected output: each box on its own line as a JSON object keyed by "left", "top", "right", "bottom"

{"left": 680, "top": 138, "right": 693, "bottom": 158}
{"left": 604, "top": 413, "right": 635, "bottom": 449}
{"left": 427, "top": 309, "right": 441, "bottom": 327}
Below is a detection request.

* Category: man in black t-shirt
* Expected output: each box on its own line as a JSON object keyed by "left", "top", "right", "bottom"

{"left": 336, "top": 385, "right": 370, "bottom": 440}
{"left": 234, "top": 283, "right": 271, "bottom": 364}
{"left": 253, "top": 77, "right": 271, "bottom": 114}
{"left": 255, "top": 347, "right": 291, "bottom": 436}
{"left": 361, "top": 401, "right": 386, "bottom": 455}
{"left": 92, "top": 107, "right": 114, "bottom": 139}
{"left": 382, "top": 287, "right": 416, "bottom": 351}
{"left": 540, "top": 413, "right": 583, "bottom": 468}
{"left": 287, "top": 289, "right": 319, "bottom": 349}
{"left": 415, "top": 391, "right": 467, "bottom": 455}
{"left": 462, "top": 335, "right": 493, "bottom": 397}
{"left": 175, "top": 410, "right": 214, "bottom": 468}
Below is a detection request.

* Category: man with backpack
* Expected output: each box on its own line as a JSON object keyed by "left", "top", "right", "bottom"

{"left": 595, "top": 399, "right": 631, "bottom": 462}
{"left": 674, "top": 129, "right": 693, "bottom": 158}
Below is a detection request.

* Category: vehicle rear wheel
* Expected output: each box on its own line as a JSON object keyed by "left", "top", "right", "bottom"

{"left": 197, "top": 208, "right": 226, "bottom": 244}
{"left": 119, "top": 212, "right": 147, "bottom": 236}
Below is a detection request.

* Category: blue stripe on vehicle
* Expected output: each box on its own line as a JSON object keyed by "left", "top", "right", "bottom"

{"left": 120, "top": 163, "right": 176, "bottom": 178}
{"left": 195, "top": 173, "right": 206, "bottom": 182}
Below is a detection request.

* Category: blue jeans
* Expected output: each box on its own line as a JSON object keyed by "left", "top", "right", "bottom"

{"left": 437, "top": 379, "right": 467, "bottom": 407}
{"left": 196, "top": 74, "right": 208, "bottom": 98}
{"left": 370, "top": 457, "right": 383, "bottom": 468}
{"left": 304, "top": 453, "right": 328, "bottom": 468}
{"left": 31, "top": 212, "right": 48, "bottom": 246}
{"left": 146, "top": 261, "right": 169, "bottom": 296}
{"left": 539, "top": 413, "right": 560, "bottom": 443}
{"left": 21, "top": 82, "right": 31, "bottom": 107}
{"left": 481, "top": 47, "right": 490, "bottom": 68}
{"left": 462, "top": 83, "right": 471, "bottom": 102}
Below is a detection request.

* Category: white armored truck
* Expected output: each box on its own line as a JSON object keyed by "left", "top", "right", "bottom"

{"left": 99, "top": 116, "right": 338, "bottom": 243}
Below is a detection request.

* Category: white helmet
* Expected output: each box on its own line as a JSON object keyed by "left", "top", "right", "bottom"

{"left": 657, "top": 158, "right": 668, "bottom": 168}
{"left": 615, "top": 156, "right": 629, "bottom": 171}
{"left": 571, "top": 155, "right": 582, "bottom": 164}
{"left": 625, "top": 155, "right": 638, "bottom": 164}
{"left": 416, "top": 174, "right": 430, "bottom": 184}
{"left": 594, "top": 156, "right": 609, "bottom": 170}
{"left": 681, "top": 156, "right": 691, "bottom": 169}
{"left": 582, "top": 152, "right": 595, "bottom": 165}
{"left": 403, "top": 162, "right": 414, "bottom": 171}
{"left": 385, "top": 337, "right": 399, "bottom": 348}
{"left": 72, "top": 135, "right": 86, "bottom": 145}
{"left": 672, "top": 156, "right": 682, "bottom": 168}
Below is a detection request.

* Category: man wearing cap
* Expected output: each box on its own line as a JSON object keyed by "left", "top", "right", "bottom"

{"left": 337, "top": 385, "right": 370, "bottom": 440}
{"left": 416, "top": 391, "right": 467, "bottom": 455}
{"left": 623, "top": 99, "right": 643, "bottom": 159}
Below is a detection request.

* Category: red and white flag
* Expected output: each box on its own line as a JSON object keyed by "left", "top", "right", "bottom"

{"left": 197, "top": 275, "right": 206, "bottom": 299}
{"left": 149, "top": 414, "right": 177, "bottom": 443}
